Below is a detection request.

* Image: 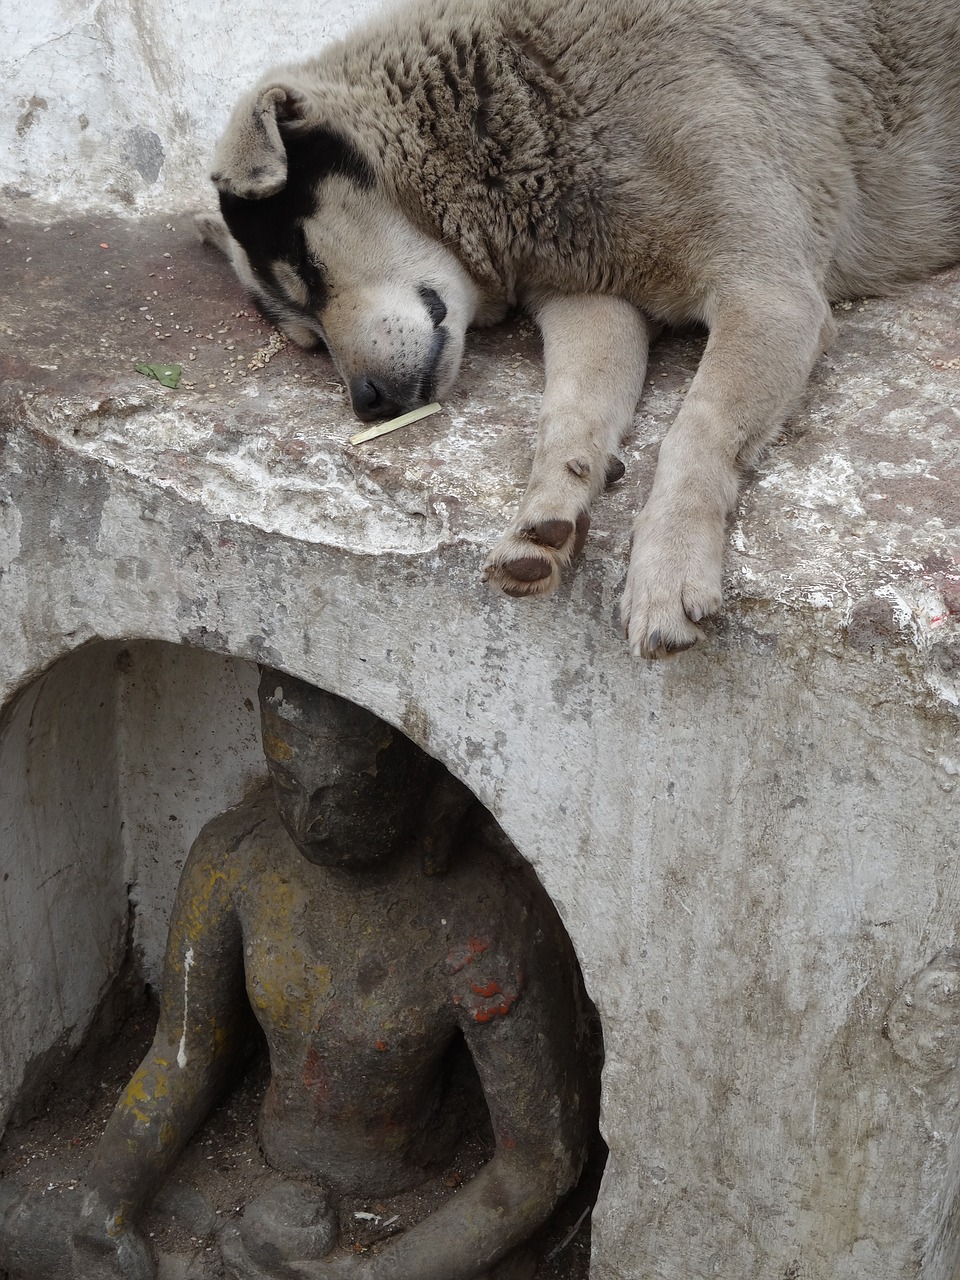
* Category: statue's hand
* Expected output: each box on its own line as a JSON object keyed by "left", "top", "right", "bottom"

{"left": 221, "top": 1181, "right": 339, "bottom": 1279}
{"left": 313, "top": 1257, "right": 366, "bottom": 1279}
{"left": 71, "top": 1229, "right": 154, "bottom": 1280}
{"left": 71, "top": 1192, "right": 155, "bottom": 1280}
{"left": 221, "top": 1228, "right": 370, "bottom": 1280}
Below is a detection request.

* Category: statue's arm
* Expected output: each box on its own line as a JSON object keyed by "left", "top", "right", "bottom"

{"left": 75, "top": 819, "right": 254, "bottom": 1271}
{"left": 375, "top": 959, "right": 590, "bottom": 1279}
{"left": 301, "top": 930, "right": 593, "bottom": 1280}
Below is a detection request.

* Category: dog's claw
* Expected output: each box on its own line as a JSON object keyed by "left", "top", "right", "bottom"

{"left": 633, "top": 626, "right": 701, "bottom": 659}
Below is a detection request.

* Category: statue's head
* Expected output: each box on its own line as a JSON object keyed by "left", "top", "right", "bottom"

{"left": 258, "top": 669, "right": 434, "bottom": 867}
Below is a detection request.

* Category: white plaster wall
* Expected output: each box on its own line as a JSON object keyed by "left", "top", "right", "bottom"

{"left": 2, "top": 0, "right": 383, "bottom": 217}
{"left": 0, "top": 641, "right": 265, "bottom": 1128}
{"left": 2, "top": 480, "right": 958, "bottom": 1278}
{"left": 115, "top": 641, "right": 263, "bottom": 988}
{"left": 0, "top": 644, "right": 127, "bottom": 1123}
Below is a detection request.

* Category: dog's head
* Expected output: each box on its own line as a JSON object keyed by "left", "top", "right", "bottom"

{"left": 202, "top": 84, "right": 488, "bottom": 421}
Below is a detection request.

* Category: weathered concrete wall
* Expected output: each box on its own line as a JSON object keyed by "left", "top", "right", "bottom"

{"left": 0, "top": 644, "right": 127, "bottom": 1123}
{"left": 1, "top": 208, "right": 959, "bottom": 1277}
{"left": 3, "top": 0, "right": 382, "bottom": 217}
{"left": 115, "top": 642, "right": 262, "bottom": 988}
{"left": 3, "top": 4, "right": 960, "bottom": 1276}
{"left": 0, "top": 639, "right": 264, "bottom": 1125}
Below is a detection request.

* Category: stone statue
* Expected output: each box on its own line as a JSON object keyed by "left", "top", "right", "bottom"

{"left": 0, "top": 670, "right": 598, "bottom": 1280}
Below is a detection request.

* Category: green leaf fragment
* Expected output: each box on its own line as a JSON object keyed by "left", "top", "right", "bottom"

{"left": 135, "top": 362, "right": 182, "bottom": 388}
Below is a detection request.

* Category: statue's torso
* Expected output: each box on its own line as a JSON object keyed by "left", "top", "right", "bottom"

{"left": 211, "top": 790, "right": 546, "bottom": 1193}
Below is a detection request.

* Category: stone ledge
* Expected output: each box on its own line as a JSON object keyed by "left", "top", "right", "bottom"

{"left": 2, "top": 213, "right": 959, "bottom": 697}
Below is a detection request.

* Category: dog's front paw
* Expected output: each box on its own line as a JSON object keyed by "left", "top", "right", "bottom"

{"left": 620, "top": 515, "right": 724, "bottom": 659}
{"left": 483, "top": 512, "right": 590, "bottom": 598}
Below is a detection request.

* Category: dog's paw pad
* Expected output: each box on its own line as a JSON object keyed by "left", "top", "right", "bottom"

{"left": 501, "top": 554, "right": 554, "bottom": 583}
{"left": 605, "top": 456, "right": 626, "bottom": 487}
{"left": 522, "top": 518, "right": 574, "bottom": 549}
{"left": 485, "top": 511, "right": 590, "bottom": 599}
{"left": 484, "top": 545, "right": 559, "bottom": 597}
{"left": 519, "top": 512, "right": 590, "bottom": 554}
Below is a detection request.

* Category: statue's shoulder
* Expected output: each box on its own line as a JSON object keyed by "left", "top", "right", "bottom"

{"left": 188, "top": 782, "right": 280, "bottom": 863}
{"left": 455, "top": 809, "right": 545, "bottom": 895}
{"left": 443, "top": 808, "right": 564, "bottom": 940}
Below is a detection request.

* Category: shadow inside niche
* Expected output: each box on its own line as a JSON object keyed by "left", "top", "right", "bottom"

{"left": 0, "top": 651, "right": 605, "bottom": 1280}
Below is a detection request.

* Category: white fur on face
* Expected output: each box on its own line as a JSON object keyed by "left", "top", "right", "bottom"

{"left": 301, "top": 180, "right": 482, "bottom": 409}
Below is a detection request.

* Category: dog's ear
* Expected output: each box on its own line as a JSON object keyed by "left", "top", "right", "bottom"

{"left": 210, "top": 85, "right": 308, "bottom": 199}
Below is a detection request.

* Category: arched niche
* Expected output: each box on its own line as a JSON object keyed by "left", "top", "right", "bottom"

{"left": 0, "top": 639, "right": 604, "bottom": 1278}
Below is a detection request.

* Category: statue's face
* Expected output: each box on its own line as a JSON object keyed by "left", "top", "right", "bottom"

{"left": 259, "top": 689, "right": 422, "bottom": 868}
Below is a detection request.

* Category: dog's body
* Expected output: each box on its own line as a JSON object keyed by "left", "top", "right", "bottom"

{"left": 203, "top": 0, "right": 960, "bottom": 657}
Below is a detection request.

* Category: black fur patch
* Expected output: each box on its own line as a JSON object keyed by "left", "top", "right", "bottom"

{"left": 418, "top": 284, "right": 448, "bottom": 327}
{"left": 290, "top": 224, "right": 328, "bottom": 310}
{"left": 219, "top": 125, "right": 374, "bottom": 312}
{"left": 421, "top": 326, "right": 449, "bottom": 401}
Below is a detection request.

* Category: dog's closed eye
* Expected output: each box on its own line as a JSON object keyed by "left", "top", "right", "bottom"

{"left": 418, "top": 285, "right": 448, "bottom": 327}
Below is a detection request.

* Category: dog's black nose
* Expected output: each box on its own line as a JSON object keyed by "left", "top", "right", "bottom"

{"left": 349, "top": 376, "right": 402, "bottom": 422}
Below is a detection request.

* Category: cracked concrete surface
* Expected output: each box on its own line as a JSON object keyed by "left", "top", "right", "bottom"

{"left": 1, "top": 212, "right": 959, "bottom": 1280}
{"left": 2, "top": 214, "right": 958, "bottom": 684}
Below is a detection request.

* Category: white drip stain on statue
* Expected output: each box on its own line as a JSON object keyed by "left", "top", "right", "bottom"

{"left": 177, "top": 947, "right": 195, "bottom": 1068}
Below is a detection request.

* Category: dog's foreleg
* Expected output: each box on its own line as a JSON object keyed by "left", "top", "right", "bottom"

{"left": 621, "top": 280, "right": 833, "bottom": 659}
{"left": 483, "top": 294, "right": 651, "bottom": 597}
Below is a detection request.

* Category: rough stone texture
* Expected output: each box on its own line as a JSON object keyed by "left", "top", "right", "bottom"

{"left": 2, "top": 1, "right": 384, "bottom": 216}
{"left": 0, "top": 644, "right": 128, "bottom": 1126}
{"left": 115, "top": 642, "right": 263, "bottom": 987}
{"left": 1, "top": 214, "right": 959, "bottom": 1280}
